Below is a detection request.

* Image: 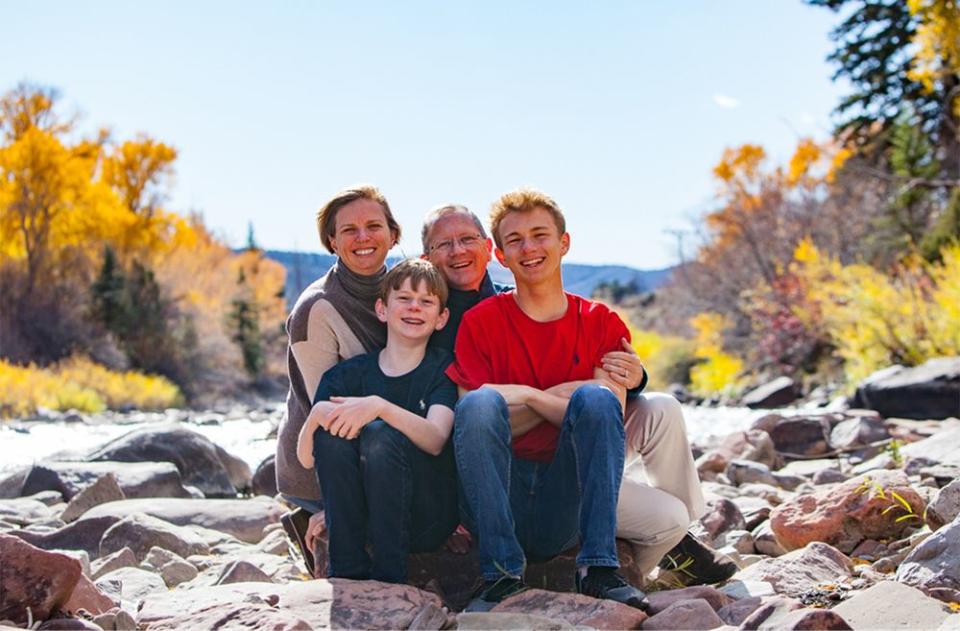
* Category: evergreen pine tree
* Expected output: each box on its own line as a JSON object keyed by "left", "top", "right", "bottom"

{"left": 229, "top": 268, "right": 264, "bottom": 377}
{"left": 90, "top": 246, "right": 131, "bottom": 335}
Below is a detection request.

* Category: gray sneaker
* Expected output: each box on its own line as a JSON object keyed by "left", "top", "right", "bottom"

{"left": 464, "top": 576, "right": 529, "bottom": 612}
{"left": 575, "top": 567, "right": 649, "bottom": 611}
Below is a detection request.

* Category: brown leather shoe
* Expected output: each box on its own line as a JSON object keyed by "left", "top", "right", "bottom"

{"left": 659, "top": 533, "right": 737, "bottom": 585}
{"left": 281, "top": 507, "right": 314, "bottom": 576}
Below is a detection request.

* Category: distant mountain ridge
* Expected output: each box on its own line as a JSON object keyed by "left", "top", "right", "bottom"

{"left": 265, "top": 250, "right": 672, "bottom": 306}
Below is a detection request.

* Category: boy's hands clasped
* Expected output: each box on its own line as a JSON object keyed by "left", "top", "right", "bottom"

{"left": 311, "top": 395, "right": 385, "bottom": 440}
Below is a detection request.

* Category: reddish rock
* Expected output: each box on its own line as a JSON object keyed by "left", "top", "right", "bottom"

{"left": 699, "top": 497, "right": 747, "bottom": 540}
{"left": 95, "top": 567, "right": 167, "bottom": 604}
{"left": 829, "top": 417, "right": 889, "bottom": 450}
{"left": 767, "top": 417, "right": 833, "bottom": 457}
{"left": 0, "top": 534, "right": 82, "bottom": 626}
{"left": 696, "top": 450, "right": 729, "bottom": 475}
{"left": 926, "top": 478, "right": 960, "bottom": 531}
{"left": 147, "top": 602, "right": 312, "bottom": 631}
{"left": 8, "top": 515, "right": 121, "bottom": 560}
{"left": 770, "top": 470, "right": 925, "bottom": 553}
{"left": 732, "top": 542, "right": 853, "bottom": 598}
{"left": 62, "top": 573, "right": 118, "bottom": 616}
{"left": 137, "top": 582, "right": 278, "bottom": 626}
{"left": 738, "top": 596, "right": 804, "bottom": 630}
{"left": 716, "top": 596, "right": 763, "bottom": 626}
{"left": 19, "top": 460, "right": 192, "bottom": 501}
{"left": 252, "top": 454, "right": 278, "bottom": 498}
{"left": 36, "top": 617, "right": 104, "bottom": 630}
{"left": 718, "top": 429, "right": 779, "bottom": 469}
{"left": 641, "top": 598, "right": 724, "bottom": 630}
{"left": 84, "top": 496, "right": 282, "bottom": 544}
{"left": 60, "top": 473, "right": 126, "bottom": 523}
{"left": 832, "top": 580, "right": 950, "bottom": 630}
{"left": 99, "top": 512, "right": 210, "bottom": 561}
{"left": 315, "top": 524, "right": 645, "bottom": 611}
{"left": 214, "top": 559, "right": 274, "bottom": 585}
{"left": 757, "top": 608, "right": 852, "bottom": 630}
{"left": 457, "top": 612, "right": 570, "bottom": 629}
{"left": 742, "top": 377, "right": 800, "bottom": 409}
{"left": 644, "top": 585, "right": 732, "bottom": 614}
{"left": 492, "top": 589, "right": 647, "bottom": 630}
{"left": 897, "top": 513, "right": 960, "bottom": 593}
{"left": 90, "top": 547, "right": 137, "bottom": 580}
{"left": 137, "top": 579, "right": 444, "bottom": 630}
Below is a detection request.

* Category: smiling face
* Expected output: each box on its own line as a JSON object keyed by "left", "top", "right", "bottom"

{"left": 494, "top": 206, "right": 569, "bottom": 287}
{"left": 376, "top": 277, "right": 449, "bottom": 342}
{"left": 424, "top": 212, "right": 492, "bottom": 291}
{"left": 329, "top": 198, "right": 397, "bottom": 276}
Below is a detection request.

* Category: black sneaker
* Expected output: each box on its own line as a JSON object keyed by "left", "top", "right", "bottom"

{"left": 280, "top": 507, "right": 315, "bottom": 576}
{"left": 659, "top": 533, "right": 737, "bottom": 586}
{"left": 464, "top": 576, "right": 529, "bottom": 612}
{"left": 575, "top": 567, "right": 649, "bottom": 611}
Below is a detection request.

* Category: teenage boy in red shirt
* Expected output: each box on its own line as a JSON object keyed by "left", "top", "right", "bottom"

{"left": 447, "top": 188, "right": 649, "bottom": 611}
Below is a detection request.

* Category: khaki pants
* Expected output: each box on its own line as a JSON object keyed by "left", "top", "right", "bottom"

{"left": 617, "top": 393, "right": 706, "bottom": 576}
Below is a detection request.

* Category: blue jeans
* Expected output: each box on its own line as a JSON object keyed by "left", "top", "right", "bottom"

{"left": 454, "top": 384, "right": 625, "bottom": 581}
{"left": 313, "top": 419, "right": 458, "bottom": 583}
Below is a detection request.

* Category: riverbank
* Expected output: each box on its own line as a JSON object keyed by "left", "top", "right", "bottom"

{"left": 1, "top": 403, "right": 958, "bottom": 629}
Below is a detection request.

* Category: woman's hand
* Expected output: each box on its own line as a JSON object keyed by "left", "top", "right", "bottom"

{"left": 444, "top": 524, "right": 473, "bottom": 555}
{"left": 324, "top": 396, "right": 384, "bottom": 439}
{"left": 305, "top": 511, "right": 326, "bottom": 553}
{"left": 601, "top": 338, "right": 645, "bottom": 389}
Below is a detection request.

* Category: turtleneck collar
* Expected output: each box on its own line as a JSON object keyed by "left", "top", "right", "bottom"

{"left": 334, "top": 258, "right": 387, "bottom": 296}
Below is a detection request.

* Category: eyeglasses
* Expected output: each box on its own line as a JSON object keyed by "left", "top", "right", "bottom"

{"left": 429, "top": 234, "right": 484, "bottom": 254}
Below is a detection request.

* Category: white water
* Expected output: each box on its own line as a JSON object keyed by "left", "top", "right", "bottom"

{"left": 0, "top": 404, "right": 822, "bottom": 471}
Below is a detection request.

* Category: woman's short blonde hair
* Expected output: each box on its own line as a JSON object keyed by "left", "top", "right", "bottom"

{"left": 316, "top": 185, "right": 402, "bottom": 253}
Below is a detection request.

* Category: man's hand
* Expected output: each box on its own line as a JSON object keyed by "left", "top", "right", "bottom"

{"left": 481, "top": 384, "right": 535, "bottom": 406}
{"left": 601, "top": 337, "right": 645, "bottom": 389}
{"left": 324, "top": 396, "right": 384, "bottom": 439}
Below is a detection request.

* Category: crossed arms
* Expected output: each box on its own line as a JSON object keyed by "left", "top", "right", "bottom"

{"left": 460, "top": 338, "right": 644, "bottom": 437}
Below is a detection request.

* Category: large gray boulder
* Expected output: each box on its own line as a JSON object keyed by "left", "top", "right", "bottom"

{"left": 86, "top": 424, "right": 244, "bottom": 497}
{"left": 9, "top": 514, "right": 122, "bottom": 559}
{"left": 732, "top": 542, "right": 853, "bottom": 598}
{"left": 252, "top": 454, "right": 278, "bottom": 497}
{"left": 853, "top": 357, "right": 960, "bottom": 420}
{"left": 832, "top": 580, "right": 950, "bottom": 630}
{"left": 897, "top": 513, "right": 960, "bottom": 593}
{"left": 99, "top": 513, "right": 210, "bottom": 561}
{"left": 928, "top": 479, "right": 960, "bottom": 531}
{"left": 19, "top": 460, "right": 193, "bottom": 500}
{"left": 742, "top": 377, "right": 800, "bottom": 409}
{"left": 138, "top": 579, "right": 446, "bottom": 630}
{"left": 83, "top": 496, "right": 283, "bottom": 544}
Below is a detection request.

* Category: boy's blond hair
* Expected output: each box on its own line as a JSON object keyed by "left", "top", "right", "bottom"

{"left": 379, "top": 259, "right": 449, "bottom": 310}
{"left": 489, "top": 188, "right": 566, "bottom": 250}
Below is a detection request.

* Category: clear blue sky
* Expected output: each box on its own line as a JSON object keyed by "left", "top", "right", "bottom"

{"left": 1, "top": 1, "right": 847, "bottom": 269}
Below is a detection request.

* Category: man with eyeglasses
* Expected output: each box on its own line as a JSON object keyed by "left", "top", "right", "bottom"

{"left": 421, "top": 202, "right": 736, "bottom": 596}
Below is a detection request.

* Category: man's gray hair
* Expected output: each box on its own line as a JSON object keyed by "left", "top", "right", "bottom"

{"left": 420, "top": 204, "right": 488, "bottom": 253}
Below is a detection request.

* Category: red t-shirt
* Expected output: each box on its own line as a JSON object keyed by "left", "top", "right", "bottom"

{"left": 446, "top": 291, "right": 630, "bottom": 461}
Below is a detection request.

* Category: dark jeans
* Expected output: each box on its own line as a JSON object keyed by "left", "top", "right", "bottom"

{"left": 454, "top": 384, "right": 626, "bottom": 581}
{"left": 313, "top": 419, "right": 458, "bottom": 583}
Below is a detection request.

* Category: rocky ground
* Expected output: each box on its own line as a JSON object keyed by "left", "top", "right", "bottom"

{"left": 1, "top": 400, "right": 959, "bottom": 629}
